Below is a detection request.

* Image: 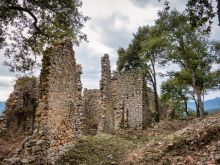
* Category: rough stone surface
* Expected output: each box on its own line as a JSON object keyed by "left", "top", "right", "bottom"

{"left": 0, "top": 114, "right": 6, "bottom": 129}
{"left": 5, "top": 42, "right": 160, "bottom": 164}
{"left": 98, "top": 54, "right": 150, "bottom": 133}
{"left": 112, "top": 70, "right": 149, "bottom": 130}
{"left": 9, "top": 40, "right": 84, "bottom": 165}
{"left": 122, "top": 112, "right": 220, "bottom": 165}
{"left": 5, "top": 77, "right": 38, "bottom": 135}
{"left": 83, "top": 89, "right": 101, "bottom": 134}
{"left": 99, "top": 54, "right": 115, "bottom": 133}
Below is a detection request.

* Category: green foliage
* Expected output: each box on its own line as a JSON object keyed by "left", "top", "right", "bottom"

{"left": 156, "top": 10, "right": 220, "bottom": 117}
{"left": 116, "top": 25, "right": 166, "bottom": 122}
{"left": 117, "top": 26, "right": 150, "bottom": 72}
{"left": 186, "top": 0, "right": 216, "bottom": 32}
{"left": 160, "top": 0, "right": 219, "bottom": 32}
{"left": 188, "top": 110, "right": 197, "bottom": 117}
{"left": 0, "top": 0, "right": 89, "bottom": 72}
{"left": 160, "top": 76, "right": 189, "bottom": 118}
{"left": 172, "top": 135, "right": 184, "bottom": 149}
{"left": 0, "top": 128, "right": 7, "bottom": 137}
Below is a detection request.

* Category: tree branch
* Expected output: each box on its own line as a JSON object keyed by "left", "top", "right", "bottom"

{"left": 7, "top": 5, "right": 49, "bottom": 37}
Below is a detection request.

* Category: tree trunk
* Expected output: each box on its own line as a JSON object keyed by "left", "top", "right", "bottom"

{"left": 191, "top": 70, "right": 204, "bottom": 117}
{"left": 153, "top": 84, "right": 160, "bottom": 122}
{"left": 151, "top": 61, "right": 160, "bottom": 122}
{"left": 196, "top": 89, "right": 204, "bottom": 117}
{"left": 192, "top": 92, "right": 200, "bottom": 117}
{"left": 196, "top": 101, "right": 200, "bottom": 117}
{"left": 149, "top": 56, "right": 160, "bottom": 122}
{"left": 184, "top": 100, "right": 189, "bottom": 116}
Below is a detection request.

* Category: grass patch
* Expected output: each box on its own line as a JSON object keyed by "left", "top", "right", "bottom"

{"left": 0, "top": 128, "right": 7, "bottom": 137}
{"left": 116, "top": 129, "right": 149, "bottom": 145}
{"left": 56, "top": 134, "right": 136, "bottom": 165}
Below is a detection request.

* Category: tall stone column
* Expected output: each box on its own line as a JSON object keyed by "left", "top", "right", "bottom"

{"left": 98, "top": 54, "right": 115, "bottom": 133}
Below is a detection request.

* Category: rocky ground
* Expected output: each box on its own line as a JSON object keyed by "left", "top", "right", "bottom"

{"left": 121, "top": 112, "right": 220, "bottom": 165}
{"left": 0, "top": 130, "right": 25, "bottom": 165}
{"left": 56, "top": 118, "right": 193, "bottom": 164}
{"left": 1, "top": 112, "right": 220, "bottom": 165}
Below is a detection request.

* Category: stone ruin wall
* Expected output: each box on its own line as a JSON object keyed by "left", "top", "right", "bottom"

{"left": 8, "top": 40, "right": 85, "bottom": 165}
{"left": 97, "top": 54, "right": 150, "bottom": 133}
{"left": 5, "top": 77, "right": 38, "bottom": 135}
{"left": 39, "top": 40, "right": 84, "bottom": 159}
{"left": 147, "top": 90, "right": 170, "bottom": 121}
{"left": 98, "top": 54, "right": 115, "bottom": 133}
{"left": 112, "top": 71, "right": 149, "bottom": 130}
{"left": 4, "top": 41, "right": 162, "bottom": 164}
{"left": 83, "top": 89, "right": 101, "bottom": 134}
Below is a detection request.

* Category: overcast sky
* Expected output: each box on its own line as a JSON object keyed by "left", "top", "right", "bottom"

{"left": 0, "top": 0, "right": 220, "bottom": 101}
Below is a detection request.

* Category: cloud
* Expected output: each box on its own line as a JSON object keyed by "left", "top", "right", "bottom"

{"left": 75, "top": 42, "right": 102, "bottom": 89}
{"left": 0, "top": 0, "right": 219, "bottom": 101}
{"left": 210, "top": 17, "right": 220, "bottom": 41}
{"left": 130, "top": 0, "right": 160, "bottom": 8}
{"left": 0, "top": 76, "right": 15, "bottom": 101}
{"left": 0, "top": 50, "right": 16, "bottom": 77}
{"left": 129, "top": 0, "right": 188, "bottom": 12}
{"left": 90, "top": 12, "right": 133, "bottom": 49}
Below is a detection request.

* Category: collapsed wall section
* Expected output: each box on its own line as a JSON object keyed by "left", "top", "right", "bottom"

{"left": 5, "top": 77, "right": 38, "bottom": 135}
{"left": 9, "top": 40, "right": 84, "bottom": 164}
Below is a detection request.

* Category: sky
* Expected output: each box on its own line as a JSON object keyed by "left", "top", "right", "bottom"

{"left": 0, "top": 0, "right": 220, "bottom": 101}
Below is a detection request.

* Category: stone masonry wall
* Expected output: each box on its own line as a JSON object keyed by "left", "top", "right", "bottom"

{"left": 83, "top": 89, "right": 101, "bottom": 134}
{"left": 98, "top": 54, "right": 150, "bottom": 133}
{"left": 5, "top": 77, "right": 38, "bottom": 135}
{"left": 99, "top": 54, "right": 115, "bottom": 133}
{"left": 9, "top": 40, "right": 84, "bottom": 165}
{"left": 113, "top": 71, "right": 149, "bottom": 130}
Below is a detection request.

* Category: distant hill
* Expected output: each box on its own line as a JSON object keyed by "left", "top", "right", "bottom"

{"left": 0, "top": 101, "right": 6, "bottom": 114}
{"left": 188, "top": 97, "right": 220, "bottom": 113}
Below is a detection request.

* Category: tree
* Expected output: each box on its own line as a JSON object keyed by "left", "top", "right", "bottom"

{"left": 0, "top": 0, "right": 89, "bottom": 72}
{"left": 186, "top": 0, "right": 216, "bottom": 32}
{"left": 162, "top": 68, "right": 220, "bottom": 118}
{"left": 161, "top": 75, "right": 191, "bottom": 118}
{"left": 160, "top": 0, "right": 220, "bottom": 32}
{"left": 117, "top": 26, "right": 150, "bottom": 72}
{"left": 156, "top": 10, "right": 220, "bottom": 117}
{"left": 140, "top": 26, "right": 167, "bottom": 122}
{"left": 117, "top": 26, "right": 167, "bottom": 122}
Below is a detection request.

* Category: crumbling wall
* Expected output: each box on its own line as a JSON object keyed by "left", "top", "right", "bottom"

{"left": 113, "top": 71, "right": 149, "bottom": 130}
{"left": 147, "top": 90, "right": 170, "bottom": 121}
{"left": 5, "top": 77, "right": 38, "bottom": 135}
{"left": 83, "top": 89, "right": 101, "bottom": 134}
{"left": 99, "top": 54, "right": 115, "bottom": 133}
{"left": 98, "top": 54, "right": 150, "bottom": 133}
{"left": 9, "top": 40, "right": 84, "bottom": 165}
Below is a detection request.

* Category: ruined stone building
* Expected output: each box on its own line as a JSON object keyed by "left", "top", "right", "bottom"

{"left": 7, "top": 40, "right": 85, "bottom": 164}
{"left": 5, "top": 40, "right": 157, "bottom": 164}
{"left": 82, "top": 54, "right": 152, "bottom": 134}
{"left": 97, "top": 54, "right": 150, "bottom": 133}
{"left": 5, "top": 77, "right": 38, "bottom": 135}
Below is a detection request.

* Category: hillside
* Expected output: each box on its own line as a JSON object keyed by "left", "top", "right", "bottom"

{"left": 188, "top": 97, "right": 220, "bottom": 112}
{"left": 0, "top": 102, "right": 5, "bottom": 114}
{"left": 56, "top": 112, "right": 220, "bottom": 164}
{"left": 1, "top": 110, "right": 220, "bottom": 164}
{"left": 121, "top": 112, "right": 220, "bottom": 164}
